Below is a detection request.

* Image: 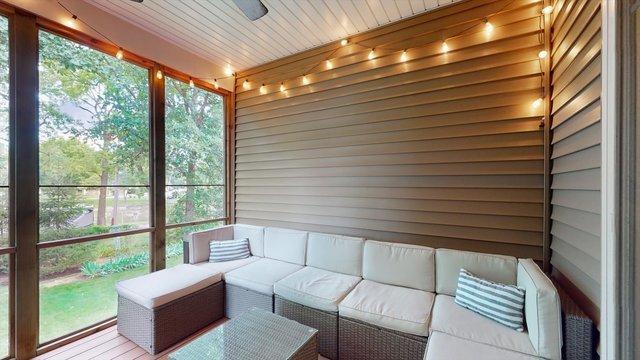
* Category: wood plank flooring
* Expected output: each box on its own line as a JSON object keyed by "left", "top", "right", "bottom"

{"left": 33, "top": 319, "right": 328, "bottom": 360}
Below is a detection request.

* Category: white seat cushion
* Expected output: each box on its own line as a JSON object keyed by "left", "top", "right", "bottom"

{"left": 195, "top": 256, "right": 260, "bottom": 279}
{"left": 116, "top": 264, "right": 221, "bottom": 309}
{"left": 363, "top": 240, "right": 435, "bottom": 291}
{"left": 274, "top": 267, "right": 361, "bottom": 312}
{"left": 224, "top": 258, "right": 303, "bottom": 295}
{"left": 338, "top": 279, "right": 435, "bottom": 336}
{"left": 424, "top": 332, "right": 541, "bottom": 360}
{"left": 264, "top": 227, "right": 308, "bottom": 265}
{"left": 430, "top": 294, "right": 536, "bottom": 356}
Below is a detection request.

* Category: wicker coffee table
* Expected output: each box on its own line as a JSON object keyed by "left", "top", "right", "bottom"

{"left": 168, "top": 308, "right": 318, "bottom": 360}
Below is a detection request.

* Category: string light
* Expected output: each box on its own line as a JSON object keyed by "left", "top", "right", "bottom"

{"left": 213, "top": 79, "right": 219, "bottom": 89}
{"left": 280, "top": 82, "right": 285, "bottom": 92}
{"left": 115, "top": 48, "right": 124, "bottom": 60}
{"left": 260, "top": 84, "right": 267, "bottom": 94}
{"left": 532, "top": 98, "right": 543, "bottom": 109}
{"left": 368, "top": 48, "right": 375, "bottom": 60}
{"left": 189, "top": 78, "right": 194, "bottom": 87}
{"left": 224, "top": 64, "right": 233, "bottom": 77}
{"left": 156, "top": 69, "right": 163, "bottom": 80}
{"left": 483, "top": 19, "right": 494, "bottom": 33}
{"left": 542, "top": 5, "right": 553, "bottom": 14}
{"left": 340, "top": 39, "right": 349, "bottom": 46}
{"left": 400, "top": 50, "right": 408, "bottom": 62}
{"left": 441, "top": 41, "right": 449, "bottom": 53}
{"left": 326, "top": 60, "right": 333, "bottom": 69}
{"left": 243, "top": 79, "right": 250, "bottom": 89}
{"left": 538, "top": 50, "right": 548, "bottom": 59}
{"left": 302, "top": 75, "right": 309, "bottom": 85}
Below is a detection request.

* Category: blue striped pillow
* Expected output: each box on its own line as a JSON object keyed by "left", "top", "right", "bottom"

{"left": 454, "top": 268, "right": 526, "bottom": 332}
{"left": 209, "top": 238, "right": 251, "bottom": 262}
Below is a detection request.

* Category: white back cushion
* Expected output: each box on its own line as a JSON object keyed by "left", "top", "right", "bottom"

{"left": 306, "top": 233, "right": 364, "bottom": 276}
{"left": 264, "top": 227, "right": 308, "bottom": 265}
{"left": 233, "top": 224, "right": 265, "bottom": 257}
{"left": 363, "top": 240, "right": 435, "bottom": 291}
{"left": 436, "top": 249, "right": 517, "bottom": 296}
{"left": 517, "top": 259, "right": 562, "bottom": 360}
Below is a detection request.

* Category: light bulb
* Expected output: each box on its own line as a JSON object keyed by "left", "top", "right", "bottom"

{"left": 243, "top": 79, "right": 250, "bottom": 89}
{"left": 156, "top": 70, "right": 163, "bottom": 79}
{"left": 189, "top": 78, "right": 194, "bottom": 87}
{"left": 280, "top": 82, "right": 285, "bottom": 92}
{"left": 326, "top": 60, "right": 333, "bottom": 69}
{"left": 224, "top": 64, "right": 233, "bottom": 77}
{"left": 441, "top": 41, "right": 449, "bottom": 53}
{"left": 259, "top": 84, "right": 266, "bottom": 94}
{"left": 302, "top": 75, "right": 309, "bottom": 85}
{"left": 368, "top": 49, "right": 375, "bottom": 60}
{"left": 213, "top": 79, "right": 219, "bottom": 89}
{"left": 115, "top": 48, "right": 124, "bottom": 60}
{"left": 538, "top": 50, "right": 548, "bottom": 59}
{"left": 484, "top": 21, "right": 494, "bottom": 33}
{"left": 400, "top": 50, "right": 408, "bottom": 62}
{"left": 542, "top": 5, "right": 553, "bottom": 14}
{"left": 340, "top": 39, "right": 348, "bottom": 46}
{"left": 532, "top": 98, "right": 543, "bottom": 108}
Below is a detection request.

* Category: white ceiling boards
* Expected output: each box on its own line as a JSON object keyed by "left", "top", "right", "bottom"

{"left": 86, "top": 0, "right": 459, "bottom": 71}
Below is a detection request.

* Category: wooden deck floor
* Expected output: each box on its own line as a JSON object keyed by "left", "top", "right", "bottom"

{"left": 33, "top": 319, "right": 327, "bottom": 360}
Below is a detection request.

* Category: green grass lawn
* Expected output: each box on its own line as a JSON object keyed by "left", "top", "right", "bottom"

{"left": 0, "top": 254, "right": 183, "bottom": 355}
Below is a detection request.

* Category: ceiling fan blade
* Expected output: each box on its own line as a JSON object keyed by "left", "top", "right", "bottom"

{"left": 232, "top": 0, "right": 268, "bottom": 21}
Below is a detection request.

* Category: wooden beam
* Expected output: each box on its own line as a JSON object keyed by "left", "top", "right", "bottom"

{"left": 226, "top": 90, "right": 236, "bottom": 224}
{"left": 11, "top": 10, "right": 39, "bottom": 359}
{"left": 542, "top": 0, "right": 552, "bottom": 273}
{"left": 150, "top": 65, "right": 166, "bottom": 272}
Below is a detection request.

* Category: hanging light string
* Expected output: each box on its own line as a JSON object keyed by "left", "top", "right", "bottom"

{"left": 246, "top": 0, "right": 535, "bottom": 95}
{"left": 56, "top": 0, "right": 237, "bottom": 88}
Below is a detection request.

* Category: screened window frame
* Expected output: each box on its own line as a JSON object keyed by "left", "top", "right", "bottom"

{"left": 164, "top": 75, "right": 228, "bottom": 231}
{"left": 0, "top": 7, "right": 231, "bottom": 358}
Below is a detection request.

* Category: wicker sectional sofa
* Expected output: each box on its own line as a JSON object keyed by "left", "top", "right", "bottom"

{"left": 178, "top": 223, "right": 562, "bottom": 360}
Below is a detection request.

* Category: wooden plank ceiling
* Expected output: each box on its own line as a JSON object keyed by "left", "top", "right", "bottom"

{"left": 84, "top": 0, "right": 461, "bottom": 71}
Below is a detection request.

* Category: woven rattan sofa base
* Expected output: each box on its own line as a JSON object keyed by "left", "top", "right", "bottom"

{"left": 225, "top": 283, "right": 273, "bottom": 318}
{"left": 338, "top": 316, "right": 427, "bottom": 360}
{"left": 275, "top": 295, "right": 338, "bottom": 359}
{"left": 117, "top": 281, "right": 224, "bottom": 355}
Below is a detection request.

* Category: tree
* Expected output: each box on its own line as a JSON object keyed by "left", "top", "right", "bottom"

{"left": 39, "top": 31, "right": 149, "bottom": 227}
{"left": 165, "top": 78, "right": 224, "bottom": 225}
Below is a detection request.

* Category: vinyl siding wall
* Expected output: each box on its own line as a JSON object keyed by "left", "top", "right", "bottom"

{"left": 549, "top": 0, "right": 601, "bottom": 310}
{"left": 233, "top": 0, "right": 546, "bottom": 260}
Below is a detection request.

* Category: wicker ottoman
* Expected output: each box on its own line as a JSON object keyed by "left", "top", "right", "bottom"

{"left": 116, "top": 264, "right": 224, "bottom": 354}
{"left": 338, "top": 316, "right": 428, "bottom": 360}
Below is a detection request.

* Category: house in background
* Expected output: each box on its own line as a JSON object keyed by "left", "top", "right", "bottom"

{"left": 0, "top": 0, "right": 636, "bottom": 359}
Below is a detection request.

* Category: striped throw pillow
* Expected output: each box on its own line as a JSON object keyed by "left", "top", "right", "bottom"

{"left": 209, "top": 238, "right": 250, "bottom": 262}
{"left": 454, "top": 268, "right": 526, "bottom": 332}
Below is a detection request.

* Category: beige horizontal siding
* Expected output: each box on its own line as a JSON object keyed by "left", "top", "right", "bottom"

{"left": 234, "top": 0, "right": 546, "bottom": 259}
{"left": 549, "top": 0, "right": 601, "bottom": 310}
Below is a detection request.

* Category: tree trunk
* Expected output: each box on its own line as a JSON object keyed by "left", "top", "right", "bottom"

{"left": 184, "top": 161, "right": 195, "bottom": 219}
{"left": 97, "top": 157, "right": 109, "bottom": 226}
{"left": 110, "top": 170, "right": 120, "bottom": 226}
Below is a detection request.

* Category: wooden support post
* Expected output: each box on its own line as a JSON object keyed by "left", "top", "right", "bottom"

{"left": 150, "top": 65, "right": 166, "bottom": 272}
{"left": 226, "top": 91, "right": 236, "bottom": 224}
{"left": 541, "top": 0, "right": 553, "bottom": 272}
{"left": 12, "top": 11, "right": 39, "bottom": 359}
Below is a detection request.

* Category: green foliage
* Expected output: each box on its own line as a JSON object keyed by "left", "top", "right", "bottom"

{"left": 79, "top": 242, "right": 182, "bottom": 278}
